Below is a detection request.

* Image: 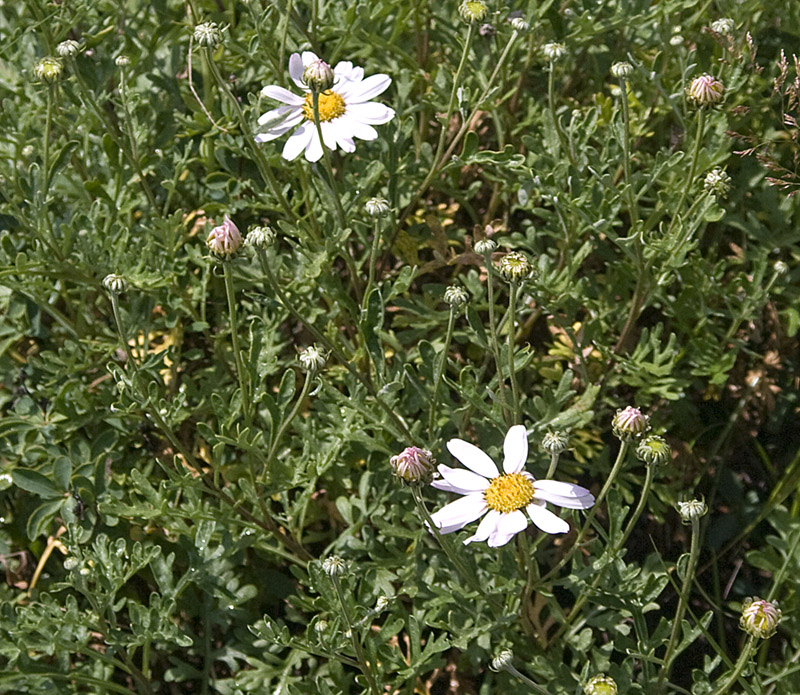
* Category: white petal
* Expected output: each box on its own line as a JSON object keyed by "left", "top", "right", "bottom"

{"left": 336, "top": 133, "right": 356, "bottom": 153}
{"left": 320, "top": 121, "right": 338, "bottom": 151}
{"left": 534, "top": 480, "right": 595, "bottom": 509}
{"left": 527, "top": 503, "right": 570, "bottom": 534}
{"left": 289, "top": 53, "right": 308, "bottom": 89}
{"left": 464, "top": 510, "right": 501, "bottom": 545}
{"left": 281, "top": 122, "right": 313, "bottom": 161}
{"left": 260, "top": 85, "right": 304, "bottom": 106}
{"left": 257, "top": 105, "right": 302, "bottom": 127}
{"left": 438, "top": 467, "right": 489, "bottom": 492}
{"left": 352, "top": 122, "right": 378, "bottom": 141}
{"left": 341, "top": 73, "right": 391, "bottom": 102}
{"left": 429, "top": 493, "right": 487, "bottom": 532}
{"left": 346, "top": 102, "right": 395, "bottom": 125}
{"left": 488, "top": 510, "right": 528, "bottom": 547}
{"left": 447, "top": 439, "right": 499, "bottom": 478}
{"left": 334, "top": 61, "right": 363, "bottom": 83}
{"left": 503, "top": 424, "right": 528, "bottom": 474}
{"left": 255, "top": 117, "right": 301, "bottom": 142}
{"left": 301, "top": 51, "right": 320, "bottom": 66}
{"left": 304, "top": 129, "right": 324, "bottom": 162}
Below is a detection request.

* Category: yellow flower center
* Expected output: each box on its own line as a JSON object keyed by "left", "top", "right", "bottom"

{"left": 302, "top": 90, "right": 346, "bottom": 122}
{"left": 484, "top": 473, "right": 535, "bottom": 513}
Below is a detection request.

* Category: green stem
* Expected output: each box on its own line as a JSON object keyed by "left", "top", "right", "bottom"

{"left": 657, "top": 515, "right": 703, "bottom": 692}
{"left": 506, "top": 282, "right": 521, "bottom": 423}
{"left": 202, "top": 47, "right": 296, "bottom": 223}
{"left": 545, "top": 453, "right": 560, "bottom": 479}
{"left": 222, "top": 260, "right": 252, "bottom": 425}
{"left": 547, "top": 60, "right": 577, "bottom": 168}
{"left": 666, "top": 108, "right": 707, "bottom": 236}
{"left": 38, "top": 85, "right": 63, "bottom": 261}
{"left": 265, "top": 369, "right": 313, "bottom": 474}
{"left": 712, "top": 635, "right": 756, "bottom": 695}
{"left": 258, "top": 250, "right": 412, "bottom": 441}
{"left": 540, "top": 441, "right": 631, "bottom": 584}
{"left": 428, "top": 305, "right": 456, "bottom": 437}
{"left": 484, "top": 253, "right": 511, "bottom": 425}
{"left": 361, "top": 217, "right": 383, "bottom": 314}
{"left": 618, "top": 75, "right": 639, "bottom": 236}
{"left": 331, "top": 575, "right": 382, "bottom": 695}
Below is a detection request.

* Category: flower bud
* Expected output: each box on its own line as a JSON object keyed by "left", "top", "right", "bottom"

{"left": 584, "top": 675, "right": 618, "bottom": 695}
{"left": 636, "top": 435, "right": 671, "bottom": 466}
{"left": 710, "top": 18, "right": 735, "bottom": 35}
{"left": 365, "top": 197, "right": 391, "bottom": 218}
{"left": 670, "top": 34, "right": 685, "bottom": 47}
{"left": 206, "top": 216, "right": 243, "bottom": 258}
{"left": 102, "top": 274, "right": 128, "bottom": 294}
{"left": 510, "top": 17, "right": 530, "bottom": 32}
{"left": 375, "top": 595, "right": 390, "bottom": 611}
{"left": 444, "top": 284, "right": 469, "bottom": 307}
{"left": 687, "top": 74, "right": 724, "bottom": 107}
{"left": 34, "top": 57, "right": 63, "bottom": 83}
{"left": 774, "top": 260, "right": 789, "bottom": 276}
{"left": 739, "top": 598, "right": 781, "bottom": 639}
{"left": 246, "top": 225, "right": 277, "bottom": 250}
{"left": 612, "top": 406, "right": 649, "bottom": 440}
{"left": 390, "top": 446, "right": 435, "bottom": 484}
{"left": 63, "top": 556, "right": 79, "bottom": 571}
{"left": 542, "top": 431, "right": 569, "bottom": 455}
{"left": 194, "top": 21, "right": 223, "bottom": 48}
{"left": 543, "top": 43, "right": 567, "bottom": 62}
{"left": 496, "top": 251, "right": 533, "bottom": 283}
{"left": 704, "top": 168, "right": 731, "bottom": 197}
{"left": 474, "top": 238, "right": 497, "bottom": 255}
{"left": 458, "top": 0, "right": 488, "bottom": 23}
{"left": 611, "top": 61, "right": 633, "bottom": 80}
{"left": 490, "top": 649, "right": 514, "bottom": 672}
{"left": 677, "top": 498, "right": 708, "bottom": 524}
{"left": 0, "top": 473, "right": 12, "bottom": 491}
{"left": 322, "top": 555, "right": 346, "bottom": 577}
{"left": 302, "top": 59, "right": 335, "bottom": 93}
{"left": 299, "top": 345, "right": 327, "bottom": 372}
{"left": 57, "top": 40, "right": 80, "bottom": 58}
{"left": 115, "top": 55, "right": 130, "bottom": 67}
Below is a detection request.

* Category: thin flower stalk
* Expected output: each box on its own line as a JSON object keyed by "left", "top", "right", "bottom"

{"left": 666, "top": 109, "right": 707, "bottom": 236}
{"left": 712, "top": 635, "right": 757, "bottom": 695}
{"left": 657, "top": 513, "right": 703, "bottom": 692}
{"left": 505, "top": 282, "right": 521, "bottom": 422}
{"left": 40, "top": 84, "right": 63, "bottom": 260}
{"left": 329, "top": 573, "right": 382, "bottom": 695}
{"left": 361, "top": 215, "right": 384, "bottom": 314}
{"left": 428, "top": 304, "right": 456, "bottom": 437}
{"left": 482, "top": 249, "right": 511, "bottom": 425}
{"left": 264, "top": 370, "right": 314, "bottom": 479}
{"left": 222, "top": 261, "right": 253, "bottom": 426}
{"left": 547, "top": 57, "right": 576, "bottom": 168}
{"left": 310, "top": 89, "right": 347, "bottom": 227}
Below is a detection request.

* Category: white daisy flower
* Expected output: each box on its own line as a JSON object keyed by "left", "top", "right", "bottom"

{"left": 255, "top": 51, "right": 396, "bottom": 162}
{"left": 429, "top": 425, "right": 595, "bottom": 547}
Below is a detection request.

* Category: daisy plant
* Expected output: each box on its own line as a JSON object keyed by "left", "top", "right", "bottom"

{"left": 256, "top": 51, "right": 395, "bottom": 162}
{"left": 430, "top": 425, "right": 595, "bottom": 547}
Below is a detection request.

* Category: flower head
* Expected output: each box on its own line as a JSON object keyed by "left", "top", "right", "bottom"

{"left": 542, "top": 431, "right": 569, "bottom": 455}
{"left": 584, "top": 675, "right": 618, "bottom": 695}
{"left": 390, "top": 447, "right": 435, "bottom": 484}
{"left": 740, "top": 598, "right": 781, "bottom": 639}
{"left": 677, "top": 498, "right": 708, "bottom": 524}
{"left": 458, "top": 0, "right": 488, "bottom": 23}
{"left": 497, "top": 251, "right": 533, "bottom": 283}
{"left": 34, "top": 57, "right": 63, "bottom": 83}
{"left": 365, "top": 197, "right": 391, "bottom": 218}
{"left": 711, "top": 18, "right": 735, "bottom": 35}
{"left": 303, "top": 59, "right": 335, "bottom": 92}
{"left": 194, "top": 22, "right": 223, "bottom": 48}
{"left": 774, "top": 260, "right": 789, "bottom": 276}
{"left": 687, "top": 74, "right": 724, "bottom": 107}
{"left": 299, "top": 345, "right": 327, "bottom": 372}
{"left": 57, "top": 40, "right": 80, "bottom": 58}
{"left": 206, "top": 216, "right": 243, "bottom": 258}
{"left": 490, "top": 649, "right": 514, "bottom": 672}
{"left": 636, "top": 435, "right": 671, "bottom": 466}
{"left": 322, "top": 555, "right": 346, "bottom": 577}
{"left": 611, "top": 61, "right": 633, "bottom": 80}
{"left": 115, "top": 55, "right": 130, "bottom": 68}
{"left": 256, "top": 51, "right": 395, "bottom": 162}
{"left": 511, "top": 17, "right": 530, "bottom": 32}
{"left": 246, "top": 225, "right": 277, "bottom": 250}
{"left": 543, "top": 43, "right": 567, "bottom": 62}
{"left": 102, "top": 274, "right": 128, "bottom": 294}
{"left": 429, "top": 425, "right": 595, "bottom": 547}
{"left": 704, "top": 168, "right": 731, "bottom": 197}
{"left": 612, "top": 406, "right": 649, "bottom": 440}
{"left": 444, "top": 284, "right": 469, "bottom": 307}
{"left": 474, "top": 238, "right": 497, "bottom": 255}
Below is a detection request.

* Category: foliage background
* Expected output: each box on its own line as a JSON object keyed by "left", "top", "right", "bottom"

{"left": 1, "top": 0, "right": 800, "bottom": 693}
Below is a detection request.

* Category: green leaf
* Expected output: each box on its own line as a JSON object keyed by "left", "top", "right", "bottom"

{"left": 13, "top": 470, "right": 61, "bottom": 499}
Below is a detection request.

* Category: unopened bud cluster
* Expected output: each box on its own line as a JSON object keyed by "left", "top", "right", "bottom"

{"left": 299, "top": 345, "right": 327, "bottom": 372}
{"left": 497, "top": 251, "right": 533, "bottom": 283}
{"left": 444, "top": 285, "right": 469, "bottom": 307}
{"left": 584, "top": 675, "right": 618, "bottom": 695}
{"left": 390, "top": 446, "right": 435, "bottom": 484}
{"left": 687, "top": 74, "right": 724, "bottom": 107}
{"left": 458, "top": 0, "right": 488, "bottom": 23}
{"left": 34, "top": 57, "right": 63, "bottom": 83}
{"left": 611, "top": 406, "right": 649, "bottom": 440}
{"left": 677, "top": 498, "right": 708, "bottom": 524}
{"left": 207, "top": 216, "right": 243, "bottom": 258}
{"left": 739, "top": 598, "right": 781, "bottom": 639}
{"left": 303, "top": 59, "right": 335, "bottom": 92}
{"left": 636, "top": 435, "right": 671, "bottom": 466}
{"left": 704, "top": 168, "right": 731, "bottom": 197}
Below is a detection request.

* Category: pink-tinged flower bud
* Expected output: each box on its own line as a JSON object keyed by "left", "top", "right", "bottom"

{"left": 390, "top": 446, "right": 435, "bottom": 484}
{"left": 740, "top": 598, "right": 781, "bottom": 639}
{"left": 206, "top": 216, "right": 243, "bottom": 258}
{"left": 687, "top": 74, "right": 724, "bottom": 107}
{"left": 584, "top": 675, "right": 618, "bottom": 695}
{"left": 612, "top": 406, "right": 649, "bottom": 440}
{"left": 302, "top": 59, "right": 335, "bottom": 93}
